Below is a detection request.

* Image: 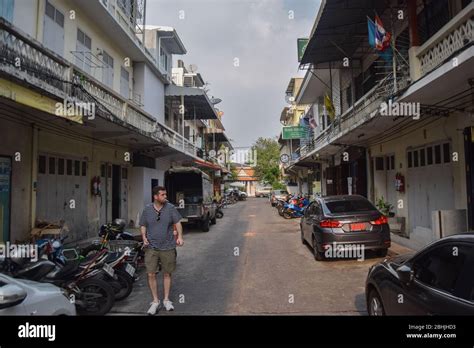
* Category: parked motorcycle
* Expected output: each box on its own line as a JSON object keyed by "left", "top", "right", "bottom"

{"left": 216, "top": 201, "right": 224, "bottom": 219}
{"left": 45, "top": 237, "right": 134, "bottom": 302}
{"left": 282, "top": 196, "right": 310, "bottom": 219}
{"left": 1, "top": 248, "right": 115, "bottom": 316}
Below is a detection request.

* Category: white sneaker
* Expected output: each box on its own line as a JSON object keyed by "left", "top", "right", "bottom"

{"left": 147, "top": 301, "right": 160, "bottom": 315}
{"left": 162, "top": 299, "right": 174, "bottom": 311}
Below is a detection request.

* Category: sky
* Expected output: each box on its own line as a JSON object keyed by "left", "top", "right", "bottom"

{"left": 146, "top": 0, "right": 321, "bottom": 148}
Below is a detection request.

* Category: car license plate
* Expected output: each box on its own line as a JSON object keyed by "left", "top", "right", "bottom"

{"left": 103, "top": 264, "right": 114, "bottom": 277}
{"left": 350, "top": 223, "right": 366, "bottom": 231}
{"left": 125, "top": 263, "right": 135, "bottom": 277}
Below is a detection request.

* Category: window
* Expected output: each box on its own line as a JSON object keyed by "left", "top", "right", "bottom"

{"left": 375, "top": 157, "right": 384, "bottom": 171}
{"left": 82, "top": 161, "right": 87, "bottom": 176}
{"left": 120, "top": 67, "right": 129, "bottom": 98}
{"left": 102, "top": 50, "right": 114, "bottom": 88}
{"left": 66, "top": 159, "right": 72, "bottom": 175}
{"left": 74, "top": 160, "right": 80, "bottom": 176}
{"left": 49, "top": 157, "right": 56, "bottom": 174}
{"left": 434, "top": 145, "right": 441, "bottom": 164}
{"left": 121, "top": 167, "right": 128, "bottom": 179}
{"left": 76, "top": 29, "right": 92, "bottom": 74}
{"left": 101, "top": 164, "right": 106, "bottom": 177}
{"left": 408, "top": 151, "right": 412, "bottom": 168}
{"left": 443, "top": 143, "right": 450, "bottom": 163}
{"left": 58, "top": 158, "right": 65, "bottom": 175}
{"left": 160, "top": 46, "right": 168, "bottom": 72}
{"left": 107, "top": 165, "right": 112, "bottom": 178}
{"left": 385, "top": 156, "right": 390, "bottom": 171}
{"left": 324, "top": 198, "right": 377, "bottom": 214}
{"left": 38, "top": 155, "right": 46, "bottom": 174}
{"left": 413, "top": 244, "right": 471, "bottom": 296}
{"left": 390, "top": 155, "right": 395, "bottom": 171}
{"left": 413, "top": 150, "right": 419, "bottom": 168}
{"left": 420, "top": 148, "right": 426, "bottom": 167}
{"left": 0, "top": 0, "right": 14, "bottom": 22}
{"left": 427, "top": 147, "right": 433, "bottom": 165}
{"left": 43, "top": 1, "right": 64, "bottom": 56}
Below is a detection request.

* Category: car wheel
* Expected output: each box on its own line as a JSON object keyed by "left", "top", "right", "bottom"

{"left": 368, "top": 290, "right": 385, "bottom": 316}
{"left": 312, "top": 236, "right": 325, "bottom": 261}
{"left": 210, "top": 215, "right": 217, "bottom": 225}
{"left": 300, "top": 228, "right": 306, "bottom": 245}
{"left": 376, "top": 249, "right": 388, "bottom": 257}
{"left": 201, "top": 216, "right": 210, "bottom": 232}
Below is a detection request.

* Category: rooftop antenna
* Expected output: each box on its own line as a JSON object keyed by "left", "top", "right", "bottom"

{"left": 188, "top": 64, "right": 198, "bottom": 73}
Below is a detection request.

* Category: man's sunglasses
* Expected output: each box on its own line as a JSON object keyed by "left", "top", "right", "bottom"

{"left": 156, "top": 210, "right": 161, "bottom": 222}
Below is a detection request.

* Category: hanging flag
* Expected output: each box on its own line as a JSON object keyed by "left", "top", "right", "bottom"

{"left": 324, "top": 94, "right": 336, "bottom": 120}
{"left": 367, "top": 15, "right": 391, "bottom": 52}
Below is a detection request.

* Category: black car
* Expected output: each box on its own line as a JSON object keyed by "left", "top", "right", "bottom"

{"left": 300, "top": 195, "right": 391, "bottom": 261}
{"left": 366, "top": 233, "right": 474, "bottom": 315}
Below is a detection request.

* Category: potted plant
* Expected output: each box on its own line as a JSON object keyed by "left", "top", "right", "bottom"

{"left": 375, "top": 196, "right": 395, "bottom": 217}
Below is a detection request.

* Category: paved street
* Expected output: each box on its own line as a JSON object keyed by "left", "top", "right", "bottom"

{"left": 112, "top": 198, "right": 388, "bottom": 315}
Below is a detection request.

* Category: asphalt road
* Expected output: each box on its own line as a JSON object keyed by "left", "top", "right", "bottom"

{"left": 111, "top": 198, "right": 386, "bottom": 315}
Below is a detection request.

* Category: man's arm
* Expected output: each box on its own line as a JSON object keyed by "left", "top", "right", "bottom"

{"left": 141, "top": 225, "right": 149, "bottom": 246}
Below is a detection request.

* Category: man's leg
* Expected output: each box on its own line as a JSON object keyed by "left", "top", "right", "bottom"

{"left": 144, "top": 248, "right": 160, "bottom": 314}
{"left": 163, "top": 272, "right": 171, "bottom": 301}
{"left": 148, "top": 272, "right": 159, "bottom": 303}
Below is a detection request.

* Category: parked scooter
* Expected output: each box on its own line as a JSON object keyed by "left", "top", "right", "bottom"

{"left": 282, "top": 196, "right": 310, "bottom": 219}
{"left": 44, "top": 237, "right": 134, "bottom": 301}
{"left": 1, "top": 248, "right": 116, "bottom": 315}
{"left": 214, "top": 200, "right": 225, "bottom": 219}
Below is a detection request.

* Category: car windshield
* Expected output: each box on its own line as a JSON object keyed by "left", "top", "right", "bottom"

{"left": 324, "top": 199, "right": 377, "bottom": 214}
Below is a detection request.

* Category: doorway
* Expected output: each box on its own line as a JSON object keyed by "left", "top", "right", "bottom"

{"left": 112, "top": 165, "right": 121, "bottom": 220}
{"left": 151, "top": 179, "right": 159, "bottom": 202}
{"left": 464, "top": 127, "right": 474, "bottom": 229}
{"left": 0, "top": 156, "right": 12, "bottom": 242}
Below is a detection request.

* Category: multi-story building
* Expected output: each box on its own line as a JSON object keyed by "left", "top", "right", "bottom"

{"left": 287, "top": 0, "right": 474, "bottom": 249}
{"left": 0, "top": 0, "right": 225, "bottom": 242}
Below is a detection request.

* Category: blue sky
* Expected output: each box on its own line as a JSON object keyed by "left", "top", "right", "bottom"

{"left": 146, "top": 0, "right": 321, "bottom": 148}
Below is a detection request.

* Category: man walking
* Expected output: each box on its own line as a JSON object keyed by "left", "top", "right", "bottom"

{"left": 139, "top": 186, "right": 184, "bottom": 315}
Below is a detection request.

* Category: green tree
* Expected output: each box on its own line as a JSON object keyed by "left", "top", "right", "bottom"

{"left": 251, "top": 137, "right": 282, "bottom": 188}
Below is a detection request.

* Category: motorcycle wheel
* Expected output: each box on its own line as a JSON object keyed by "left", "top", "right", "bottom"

{"left": 283, "top": 211, "right": 293, "bottom": 219}
{"left": 76, "top": 277, "right": 115, "bottom": 316}
{"left": 114, "top": 269, "right": 134, "bottom": 301}
{"left": 216, "top": 211, "right": 224, "bottom": 219}
{"left": 278, "top": 206, "right": 285, "bottom": 216}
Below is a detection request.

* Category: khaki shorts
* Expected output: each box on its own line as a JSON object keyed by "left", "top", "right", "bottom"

{"left": 144, "top": 248, "right": 177, "bottom": 274}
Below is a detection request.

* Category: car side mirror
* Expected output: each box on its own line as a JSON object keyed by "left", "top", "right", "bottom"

{"left": 0, "top": 284, "right": 27, "bottom": 309}
{"left": 396, "top": 264, "right": 414, "bottom": 285}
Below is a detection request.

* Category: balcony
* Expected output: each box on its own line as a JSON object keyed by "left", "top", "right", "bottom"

{"left": 416, "top": 2, "right": 474, "bottom": 77}
{"left": 0, "top": 18, "right": 197, "bottom": 158}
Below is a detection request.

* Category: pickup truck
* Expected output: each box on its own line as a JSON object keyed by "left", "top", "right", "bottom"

{"left": 164, "top": 167, "right": 217, "bottom": 232}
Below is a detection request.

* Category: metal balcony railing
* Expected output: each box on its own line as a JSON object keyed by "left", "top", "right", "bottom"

{"left": 417, "top": 3, "right": 474, "bottom": 77}
{"left": 0, "top": 18, "right": 198, "bottom": 159}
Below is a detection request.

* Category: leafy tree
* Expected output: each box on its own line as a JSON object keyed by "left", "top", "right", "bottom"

{"left": 251, "top": 137, "right": 283, "bottom": 188}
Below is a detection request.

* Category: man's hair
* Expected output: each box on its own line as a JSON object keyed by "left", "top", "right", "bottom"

{"left": 152, "top": 186, "right": 167, "bottom": 196}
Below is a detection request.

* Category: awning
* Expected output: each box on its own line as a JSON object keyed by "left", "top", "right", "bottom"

{"left": 165, "top": 84, "right": 218, "bottom": 120}
{"left": 205, "top": 131, "right": 230, "bottom": 144}
{"left": 300, "top": 0, "right": 389, "bottom": 65}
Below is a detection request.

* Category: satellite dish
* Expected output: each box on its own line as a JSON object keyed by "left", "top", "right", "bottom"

{"left": 188, "top": 64, "right": 198, "bottom": 73}
{"left": 210, "top": 98, "right": 222, "bottom": 105}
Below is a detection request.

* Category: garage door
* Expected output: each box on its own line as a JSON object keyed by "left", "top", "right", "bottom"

{"left": 36, "top": 154, "right": 88, "bottom": 242}
{"left": 407, "top": 142, "right": 454, "bottom": 233}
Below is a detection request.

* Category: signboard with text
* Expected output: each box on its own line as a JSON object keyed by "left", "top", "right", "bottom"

{"left": 282, "top": 126, "right": 307, "bottom": 140}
